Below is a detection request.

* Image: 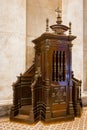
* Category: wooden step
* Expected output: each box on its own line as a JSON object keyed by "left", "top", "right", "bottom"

{"left": 19, "top": 105, "right": 32, "bottom": 115}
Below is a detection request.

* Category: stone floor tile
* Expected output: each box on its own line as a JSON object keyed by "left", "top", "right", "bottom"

{"left": 0, "top": 107, "right": 87, "bottom": 130}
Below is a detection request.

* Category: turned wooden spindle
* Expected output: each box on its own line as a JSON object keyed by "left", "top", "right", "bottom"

{"left": 46, "top": 18, "right": 49, "bottom": 32}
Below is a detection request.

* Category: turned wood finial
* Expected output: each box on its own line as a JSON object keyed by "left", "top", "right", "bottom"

{"left": 46, "top": 18, "right": 49, "bottom": 32}
{"left": 20, "top": 73, "right": 22, "bottom": 76}
{"left": 55, "top": 7, "right": 62, "bottom": 24}
{"left": 69, "top": 22, "right": 72, "bottom": 35}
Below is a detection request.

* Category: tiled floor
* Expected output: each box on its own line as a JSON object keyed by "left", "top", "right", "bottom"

{"left": 0, "top": 107, "right": 87, "bottom": 130}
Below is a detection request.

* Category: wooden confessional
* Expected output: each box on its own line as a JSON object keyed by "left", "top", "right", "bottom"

{"left": 10, "top": 8, "right": 82, "bottom": 123}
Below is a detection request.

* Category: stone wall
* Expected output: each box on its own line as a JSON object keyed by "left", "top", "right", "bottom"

{"left": 83, "top": 0, "right": 87, "bottom": 91}
{"left": 0, "top": 0, "right": 26, "bottom": 104}
{"left": 63, "top": 0, "right": 83, "bottom": 90}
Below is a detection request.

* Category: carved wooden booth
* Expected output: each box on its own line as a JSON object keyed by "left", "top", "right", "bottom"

{"left": 10, "top": 8, "right": 82, "bottom": 124}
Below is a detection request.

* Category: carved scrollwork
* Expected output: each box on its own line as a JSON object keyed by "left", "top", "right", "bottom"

{"left": 52, "top": 86, "right": 66, "bottom": 103}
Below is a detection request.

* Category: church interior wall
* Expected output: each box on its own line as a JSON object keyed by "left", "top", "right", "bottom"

{"left": 0, "top": 0, "right": 26, "bottom": 105}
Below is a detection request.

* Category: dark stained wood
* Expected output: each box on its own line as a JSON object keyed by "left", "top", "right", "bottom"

{"left": 10, "top": 13, "right": 82, "bottom": 124}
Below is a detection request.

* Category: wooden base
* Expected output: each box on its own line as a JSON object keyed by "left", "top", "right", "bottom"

{"left": 10, "top": 113, "right": 75, "bottom": 124}
{"left": 10, "top": 105, "right": 82, "bottom": 124}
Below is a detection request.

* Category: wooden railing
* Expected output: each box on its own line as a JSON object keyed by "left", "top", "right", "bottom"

{"left": 72, "top": 72, "right": 82, "bottom": 116}
{"left": 10, "top": 64, "right": 35, "bottom": 118}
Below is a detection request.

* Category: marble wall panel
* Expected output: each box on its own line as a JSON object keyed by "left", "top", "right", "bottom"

{"left": 0, "top": 33, "right": 26, "bottom": 102}
{"left": 83, "top": 0, "right": 87, "bottom": 91}
{"left": 26, "top": 37, "right": 35, "bottom": 68}
{"left": 0, "top": 0, "right": 26, "bottom": 104}
{"left": 63, "top": 0, "right": 83, "bottom": 90}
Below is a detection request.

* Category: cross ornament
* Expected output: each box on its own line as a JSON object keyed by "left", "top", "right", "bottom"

{"left": 55, "top": 7, "right": 61, "bottom": 17}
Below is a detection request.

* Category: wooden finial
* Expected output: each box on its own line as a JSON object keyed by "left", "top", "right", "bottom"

{"left": 20, "top": 73, "right": 22, "bottom": 76}
{"left": 46, "top": 18, "right": 49, "bottom": 32}
{"left": 55, "top": 7, "right": 62, "bottom": 24}
{"left": 69, "top": 22, "right": 72, "bottom": 35}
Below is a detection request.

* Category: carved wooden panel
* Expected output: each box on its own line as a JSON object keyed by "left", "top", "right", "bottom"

{"left": 51, "top": 85, "right": 66, "bottom": 104}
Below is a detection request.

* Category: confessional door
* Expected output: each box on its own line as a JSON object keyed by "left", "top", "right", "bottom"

{"left": 49, "top": 44, "right": 69, "bottom": 118}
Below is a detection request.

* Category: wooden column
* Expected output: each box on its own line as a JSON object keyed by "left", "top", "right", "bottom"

{"left": 30, "top": 71, "right": 39, "bottom": 123}
{"left": 54, "top": 51, "right": 57, "bottom": 81}
{"left": 45, "top": 39, "right": 51, "bottom": 119}
{"left": 68, "top": 43, "right": 74, "bottom": 115}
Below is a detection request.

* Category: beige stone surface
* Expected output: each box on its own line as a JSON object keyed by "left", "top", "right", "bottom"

{"left": 62, "top": 0, "right": 83, "bottom": 91}
{"left": 0, "top": 0, "right": 26, "bottom": 103}
{"left": 83, "top": 0, "right": 87, "bottom": 91}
